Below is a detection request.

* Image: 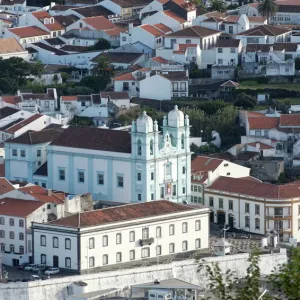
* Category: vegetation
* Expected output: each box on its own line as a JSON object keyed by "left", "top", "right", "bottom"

{"left": 69, "top": 116, "right": 94, "bottom": 126}
{"left": 91, "top": 56, "right": 115, "bottom": 79}
{"left": 79, "top": 76, "right": 108, "bottom": 92}
{"left": 234, "top": 93, "right": 257, "bottom": 109}
{"left": 209, "top": 0, "right": 227, "bottom": 12}
{"left": 257, "top": 0, "right": 278, "bottom": 21}
{"left": 87, "top": 38, "right": 111, "bottom": 51}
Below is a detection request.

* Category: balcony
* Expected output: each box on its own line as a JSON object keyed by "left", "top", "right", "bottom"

{"left": 172, "top": 89, "right": 186, "bottom": 92}
{"left": 139, "top": 237, "right": 154, "bottom": 246}
{"left": 265, "top": 214, "right": 292, "bottom": 220}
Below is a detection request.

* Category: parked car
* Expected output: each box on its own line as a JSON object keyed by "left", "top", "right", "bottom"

{"left": 17, "top": 263, "right": 28, "bottom": 270}
{"left": 24, "top": 264, "right": 37, "bottom": 271}
{"left": 30, "top": 275, "right": 41, "bottom": 281}
{"left": 44, "top": 267, "right": 59, "bottom": 275}
{"left": 32, "top": 264, "right": 46, "bottom": 273}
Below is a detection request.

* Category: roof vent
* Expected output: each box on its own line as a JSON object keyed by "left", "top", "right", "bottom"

{"left": 154, "top": 279, "right": 160, "bottom": 284}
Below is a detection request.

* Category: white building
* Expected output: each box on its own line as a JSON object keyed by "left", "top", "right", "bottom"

{"left": 215, "top": 39, "right": 242, "bottom": 66}
{"left": 0, "top": 37, "right": 29, "bottom": 60}
{"left": 5, "top": 26, "right": 51, "bottom": 44}
{"left": 31, "top": 200, "right": 210, "bottom": 273}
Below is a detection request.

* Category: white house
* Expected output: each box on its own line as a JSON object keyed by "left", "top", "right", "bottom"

{"left": 139, "top": 0, "right": 166, "bottom": 19}
{"left": 5, "top": 26, "right": 51, "bottom": 44}
{"left": 235, "top": 25, "right": 292, "bottom": 47}
{"left": 31, "top": 200, "right": 210, "bottom": 273}
{"left": 0, "top": 0, "right": 27, "bottom": 13}
{"left": 139, "top": 70, "right": 189, "bottom": 100}
{"left": 0, "top": 37, "right": 28, "bottom": 60}
{"left": 215, "top": 39, "right": 242, "bottom": 66}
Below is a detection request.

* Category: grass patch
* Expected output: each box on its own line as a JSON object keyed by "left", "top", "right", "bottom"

{"left": 275, "top": 98, "right": 300, "bottom": 105}
{"left": 171, "top": 99, "right": 208, "bottom": 105}
{"left": 240, "top": 81, "right": 300, "bottom": 91}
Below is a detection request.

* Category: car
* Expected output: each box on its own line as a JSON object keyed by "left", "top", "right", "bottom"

{"left": 44, "top": 267, "right": 59, "bottom": 275}
{"left": 32, "top": 264, "right": 46, "bottom": 273}
{"left": 17, "top": 263, "right": 28, "bottom": 270}
{"left": 30, "top": 275, "right": 41, "bottom": 281}
{"left": 24, "top": 264, "right": 37, "bottom": 271}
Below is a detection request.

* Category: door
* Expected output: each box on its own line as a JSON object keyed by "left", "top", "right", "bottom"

{"left": 210, "top": 211, "right": 214, "bottom": 222}
{"left": 217, "top": 211, "right": 226, "bottom": 225}
{"left": 53, "top": 256, "right": 59, "bottom": 268}
{"left": 229, "top": 215, "right": 234, "bottom": 230}
{"left": 12, "top": 259, "right": 19, "bottom": 266}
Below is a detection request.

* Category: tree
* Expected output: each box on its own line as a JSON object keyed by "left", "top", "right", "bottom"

{"left": 91, "top": 56, "right": 114, "bottom": 79}
{"left": 234, "top": 93, "right": 257, "bottom": 109}
{"left": 80, "top": 75, "right": 108, "bottom": 92}
{"left": 209, "top": 0, "right": 227, "bottom": 12}
{"left": 90, "top": 38, "right": 111, "bottom": 51}
{"left": 257, "top": 0, "right": 278, "bottom": 21}
{"left": 268, "top": 247, "right": 300, "bottom": 300}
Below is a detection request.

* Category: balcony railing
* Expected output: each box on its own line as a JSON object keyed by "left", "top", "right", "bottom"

{"left": 173, "top": 89, "right": 187, "bottom": 92}
{"left": 266, "top": 214, "right": 291, "bottom": 219}
{"left": 139, "top": 237, "right": 154, "bottom": 246}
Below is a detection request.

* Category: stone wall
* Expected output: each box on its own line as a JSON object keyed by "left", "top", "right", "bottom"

{"left": 0, "top": 249, "right": 287, "bottom": 300}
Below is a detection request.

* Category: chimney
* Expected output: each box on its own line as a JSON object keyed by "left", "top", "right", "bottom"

{"left": 47, "top": 189, "right": 52, "bottom": 196}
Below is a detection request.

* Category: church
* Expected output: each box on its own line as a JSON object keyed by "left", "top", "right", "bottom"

{"left": 5, "top": 106, "right": 192, "bottom": 204}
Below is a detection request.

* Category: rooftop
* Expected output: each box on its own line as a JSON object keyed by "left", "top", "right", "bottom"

{"left": 110, "top": 0, "right": 152, "bottom": 8}
{"left": 48, "top": 200, "right": 198, "bottom": 228}
{"left": 248, "top": 116, "right": 279, "bottom": 130}
{"left": 71, "top": 5, "right": 114, "bottom": 18}
{"left": 280, "top": 114, "right": 300, "bottom": 126}
{"left": 91, "top": 52, "right": 143, "bottom": 64}
{"left": 9, "top": 26, "right": 50, "bottom": 38}
{"left": 166, "top": 25, "right": 220, "bottom": 38}
{"left": 0, "top": 177, "right": 15, "bottom": 195}
{"left": 100, "top": 91, "right": 129, "bottom": 100}
{"left": 238, "top": 24, "right": 291, "bottom": 37}
{"left": 192, "top": 156, "right": 224, "bottom": 173}
{"left": 140, "top": 24, "right": 164, "bottom": 37}
{"left": 50, "top": 126, "right": 132, "bottom": 153}
{"left": 216, "top": 39, "right": 240, "bottom": 48}
{"left": 83, "top": 16, "right": 116, "bottom": 31}
{"left": 0, "top": 197, "right": 44, "bottom": 217}
{"left": 132, "top": 278, "right": 201, "bottom": 290}
{"left": 5, "top": 114, "right": 43, "bottom": 134}
{"left": 162, "top": 10, "right": 186, "bottom": 23}
{"left": 0, "top": 107, "right": 20, "bottom": 119}
{"left": 0, "top": 38, "right": 26, "bottom": 54}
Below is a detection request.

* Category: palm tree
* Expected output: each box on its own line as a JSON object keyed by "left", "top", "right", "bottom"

{"left": 91, "top": 56, "right": 114, "bottom": 78}
{"left": 257, "top": 0, "right": 278, "bottom": 22}
{"left": 209, "top": 0, "right": 226, "bottom": 13}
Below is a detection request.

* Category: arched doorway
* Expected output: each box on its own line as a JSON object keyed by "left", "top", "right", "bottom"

{"left": 53, "top": 255, "right": 59, "bottom": 268}
{"left": 217, "top": 211, "right": 226, "bottom": 225}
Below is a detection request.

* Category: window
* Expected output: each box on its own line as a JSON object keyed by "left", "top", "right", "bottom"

{"left": 182, "top": 241, "right": 188, "bottom": 251}
{"left": 116, "top": 252, "right": 122, "bottom": 263}
{"left": 245, "top": 216, "right": 250, "bottom": 228}
{"left": 172, "top": 185, "right": 176, "bottom": 196}
{"left": 0, "top": 230, "right": 4, "bottom": 238}
{"left": 116, "top": 233, "right": 122, "bottom": 244}
{"left": 156, "top": 245, "right": 161, "bottom": 255}
{"left": 229, "top": 26, "right": 233, "bottom": 34}
{"left": 37, "top": 149, "right": 41, "bottom": 157}
{"left": 9, "top": 231, "right": 14, "bottom": 239}
{"left": 103, "top": 235, "right": 108, "bottom": 246}
{"left": 195, "top": 238, "right": 201, "bottom": 249}
{"left": 89, "top": 256, "right": 95, "bottom": 267}
{"left": 141, "top": 247, "right": 150, "bottom": 258}
{"left": 20, "top": 150, "right": 25, "bottom": 157}
{"left": 137, "top": 172, "right": 141, "bottom": 181}
{"left": 255, "top": 205, "right": 260, "bottom": 215}
{"left": 186, "top": 39, "right": 191, "bottom": 44}
{"left": 182, "top": 166, "right": 186, "bottom": 174}
{"left": 156, "top": 226, "right": 161, "bottom": 238}
{"left": 150, "top": 139, "right": 154, "bottom": 155}
{"left": 103, "top": 254, "right": 108, "bottom": 265}
{"left": 169, "top": 224, "right": 175, "bottom": 235}
{"left": 151, "top": 172, "right": 154, "bottom": 180}
{"left": 89, "top": 238, "right": 95, "bottom": 249}
{"left": 137, "top": 139, "right": 142, "bottom": 155}
{"left": 0, "top": 243, "right": 4, "bottom": 252}
{"left": 245, "top": 203, "right": 250, "bottom": 214}
{"left": 182, "top": 222, "right": 188, "bottom": 233}
{"left": 10, "top": 244, "right": 14, "bottom": 253}
{"left": 57, "top": 168, "right": 65, "bottom": 181}
{"left": 45, "top": 101, "right": 49, "bottom": 108}
{"left": 65, "top": 238, "right": 71, "bottom": 250}
{"left": 81, "top": 101, "right": 85, "bottom": 107}
{"left": 181, "top": 134, "right": 184, "bottom": 149}
{"left": 169, "top": 243, "right": 175, "bottom": 253}
{"left": 65, "top": 257, "right": 71, "bottom": 268}
{"left": 47, "top": 204, "right": 51, "bottom": 210}
{"left": 166, "top": 163, "right": 171, "bottom": 176}
{"left": 12, "top": 149, "right": 17, "bottom": 156}
{"left": 0, "top": 217, "right": 4, "bottom": 225}
{"left": 9, "top": 218, "right": 14, "bottom": 226}
{"left": 182, "top": 187, "right": 186, "bottom": 194}
{"left": 53, "top": 237, "right": 58, "bottom": 248}
{"left": 151, "top": 193, "right": 154, "bottom": 200}
{"left": 255, "top": 218, "right": 260, "bottom": 230}
{"left": 40, "top": 235, "right": 46, "bottom": 246}
{"left": 117, "top": 176, "right": 124, "bottom": 188}
{"left": 219, "top": 198, "right": 223, "bottom": 209}
{"left": 195, "top": 220, "right": 201, "bottom": 231}
{"left": 218, "top": 48, "right": 223, "bottom": 53}
{"left": 230, "top": 48, "right": 235, "bottom": 53}
{"left": 218, "top": 59, "right": 223, "bottom": 65}
{"left": 209, "top": 197, "right": 214, "bottom": 207}
{"left": 97, "top": 173, "right": 104, "bottom": 185}
{"left": 129, "top": 231, "right": 135, "bottom": 242}
{"left": 274, "top": 207, "right": 283, "bottom": 217}
{"left": 130, "top": 250, "right": 135, "bottom": 260}
{"left": 78, "top": 171, "right": 84, "bottom": 183}
{"left": 41, "top": 254, "right": 46, "bottom": 264}
{"left": 229, "top": 200, "right": 233, "bottom": 210}
{"left": 19, "top": 233, "right": 24, "bottom": 240}
{"left": 142, "top": 227, "right": 149, "bottom": 239}
{"left": 160, "top": 186, "right": 164, "bottom": 198}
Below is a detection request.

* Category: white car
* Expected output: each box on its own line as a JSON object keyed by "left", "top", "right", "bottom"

{"left": 44, "top": 267, "right": 60, "bottom": 275}
{"left": 24, "top": 264, "right": 37, "bottom": 271}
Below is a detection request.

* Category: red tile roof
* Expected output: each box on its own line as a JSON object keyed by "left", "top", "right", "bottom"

{"left": 105, "top": 27, "right": 126, "bottom": 36}
{"left": 1, "top": 95, "right": 22, "bottom": 105}
{"left": 247, "top": 142, "right": 274, "bottom": 150}
{"left": 248, "top": 16, "right": 267, "bottom": 22}
{"left": 114, "top": 72, "right": 135, "bottom": 81}
{"left": 0, "top": 177, "right": 15, "bottom": 195}
{"left": 5, "top": 114, "right": 43, "bottom": 134}
{"left": 153, "top": 23, "right": 172, "bottom": 33}
{"left": 280, "top": 114, "right": 300, "bottom": 126}
{"left": 151, "top": 56, "right": 169, "bottom": 63}
{"left": 19, "top": 185, "right": 65, "bottom": 204}
{"left": 163, "top": 10, "right": 186, "bottom": 23}
{"left": 238, "top": 25, "right": 291, "bottom": 37}
{"left": 83, "top": 16, "right": 116, "bottom": 31}
{"left": 208, "top": 176, "right": 300, "bottom": 199}
{"left": 248, "top": 116, "right": 279, "bottom": 129}
{"left": 9, "top": 26, "right": 50, "bottom": 38}
{"left": 191, "top": 156, "right": 223, "bottom": 174}
{"left": 0, "top": 197, "right": 45, "bottom": 217}
{"left": 247, "top": 111, "right": 265, "bottom": 117}
{"left": 32, "top": 11, "right": 51, "bottom": 19}
{"left": 173, "top": 43, "right": 197, "bottom": 54}
{"left": 140, "top": 24, "right": 163, "bottom": 37}
{"left": 49, "top": 200, "right": 197, "bottom": 228}
{"left": 61, "top": 95, "right": 77, "bottom": 101}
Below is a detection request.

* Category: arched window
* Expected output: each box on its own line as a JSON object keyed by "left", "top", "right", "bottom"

{"left": 182, "top": 222, "right": 188, "bottom": 233}
{"left": 137, "top": 139, "right": 142, "bottom": 155}
{"left": 195, "top": 238, "right": 201, "bottom": 249}
{"left": 166, "top": 163, "right": 171, "bottom": 176}
{"left": 129, "top": 250, "right": 135, "bottom": 260}
{"left": 156, "top": 226, "right": 161, "bottom": 238}
{"left": 169, "top": 243, "right": 175, "bottom": 253}
{"left": 19, "top": 233, "right": 24, "bottom": 240}
{"left": 195, "top": 220, "right": 201, "bottom": 231}
{"left": 169, "top": 224, "right": 175, "bottom": 236}
{"left": 41, "top": 254, "right": 46, "bottom": 264}
{"left": 9, "top": 218, "right": 14, "bottom": 226}
{"left": 142, "top": 228, "right": 149, "bottom": 239}
{"left": 103, "top": 235, "right": 108, "bottom": 246}
{"left": 0, "top": 217, "right": 5, "bottom": 225}
{"left": 0, "top": 230, "right": 4, "bottom": 238}
{"left": 181, "top": 134, "right": 184, "bottom": 149}
{"left": 89, "top": 238, "right": 95, "bottom": 249}
{"left": 89, "top": 256, "right": 95, "bottom": 267}
{"left": 116, "top": 252, "right": 122, "bottom": 263}
{"left": 103, "top": 254, "right": 108, "bottom": 265}
{"left": 150, "top": 139, "right": 153, "bottom": 155}
{"left": 65, "top": 238, "right": 71, "bottom": 250}
{"left": 182, "top": 240, "right": 188, "bottom": 251}
{"left": 53, "top": 237, "right": 59, "bottom": 248}
{"left": 10, "top": 231, "right": 14, "bottom": 239}
{"left": 65, "top": 257, "right": 71, "bottom": 268}
{"left": 19, "top": 220, "right": 24, "bottom": 227}
{"left": 40, "top": 235, "right": 46, "bottom": 246}
{"left": 129, "top": 231, "right": 135, "bottom": 242}
{"left": 116, "top": 233, "right": 122, "bottom": 244}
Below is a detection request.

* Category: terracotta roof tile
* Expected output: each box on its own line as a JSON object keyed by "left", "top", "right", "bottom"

{"left": 114, "top": 72, "right": 135, "bottom": 81}
{"left": 0, "top": 38, "right": 25, "bottom": 54}
{"left": 61, "top": 95, "right": 77, "bottom": 101}
{"left": 238, "top": 25, "right": 291, "bottom": 37}
{"left": 0, "top": 197, "right": 45, "bottom": 217}
{"left": 248, "top": 16, "right": 267, "bottom": 22}
{"left": 32, "top": 11, "right": 51, "bottom": 19}
{"left": 140, "top": 24, "right": 163, "bottom": 37}
{"left": 0, "top": 177, "right": 15, "bottom": 195}
{"left": 49, "top": 200, "right": 197, "bottom": 228}
{"left": 83, "top": 16, "right": 116, "bottom": 31}
{"left": 163, "top": 10, "right": 186, "bottom": 23}
{"left": 151, "top": 56, "right": 170, "bottom": 63}
{"left": 71, "top": 5, "right": 114, "bottom": 18}
{"left": 173, "top": 43, "right": 197, "bottom": 54}
{"left": 216, "top": 39, "right": 240, "bottom": 48}
{"left": 247, "top": 142, "right": 274, "bottom": 150}
{"left": 191, "top": 156, "right": 224, "bottom": 174}
{"left": 248, "top": 116, "right": 279, "bottom": 129}
{"left": 1, "top": 96, "right": 22, "bottom": 105}
{"left": 166, "top": 25, "right": 220, "bottom": 38}
{"left": 100, "top": 92, "right": 129, "bottom": 99}
{"left": 0, "top": 107, "right": 20, "bottom": 119}
{"left": 104, "top": 27, "right": 126, "bottom": 36}
{"left": 9, "top": 26, "right": 50, "bottom": 38}
{"left": 280, "top": 114, "right": 300, "bottom": 126}
{"left": 153, "top": 23, "right": 172, "bottom": 33}
{"left": 5, "top": 114, "right": 43, "bottom": 134}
